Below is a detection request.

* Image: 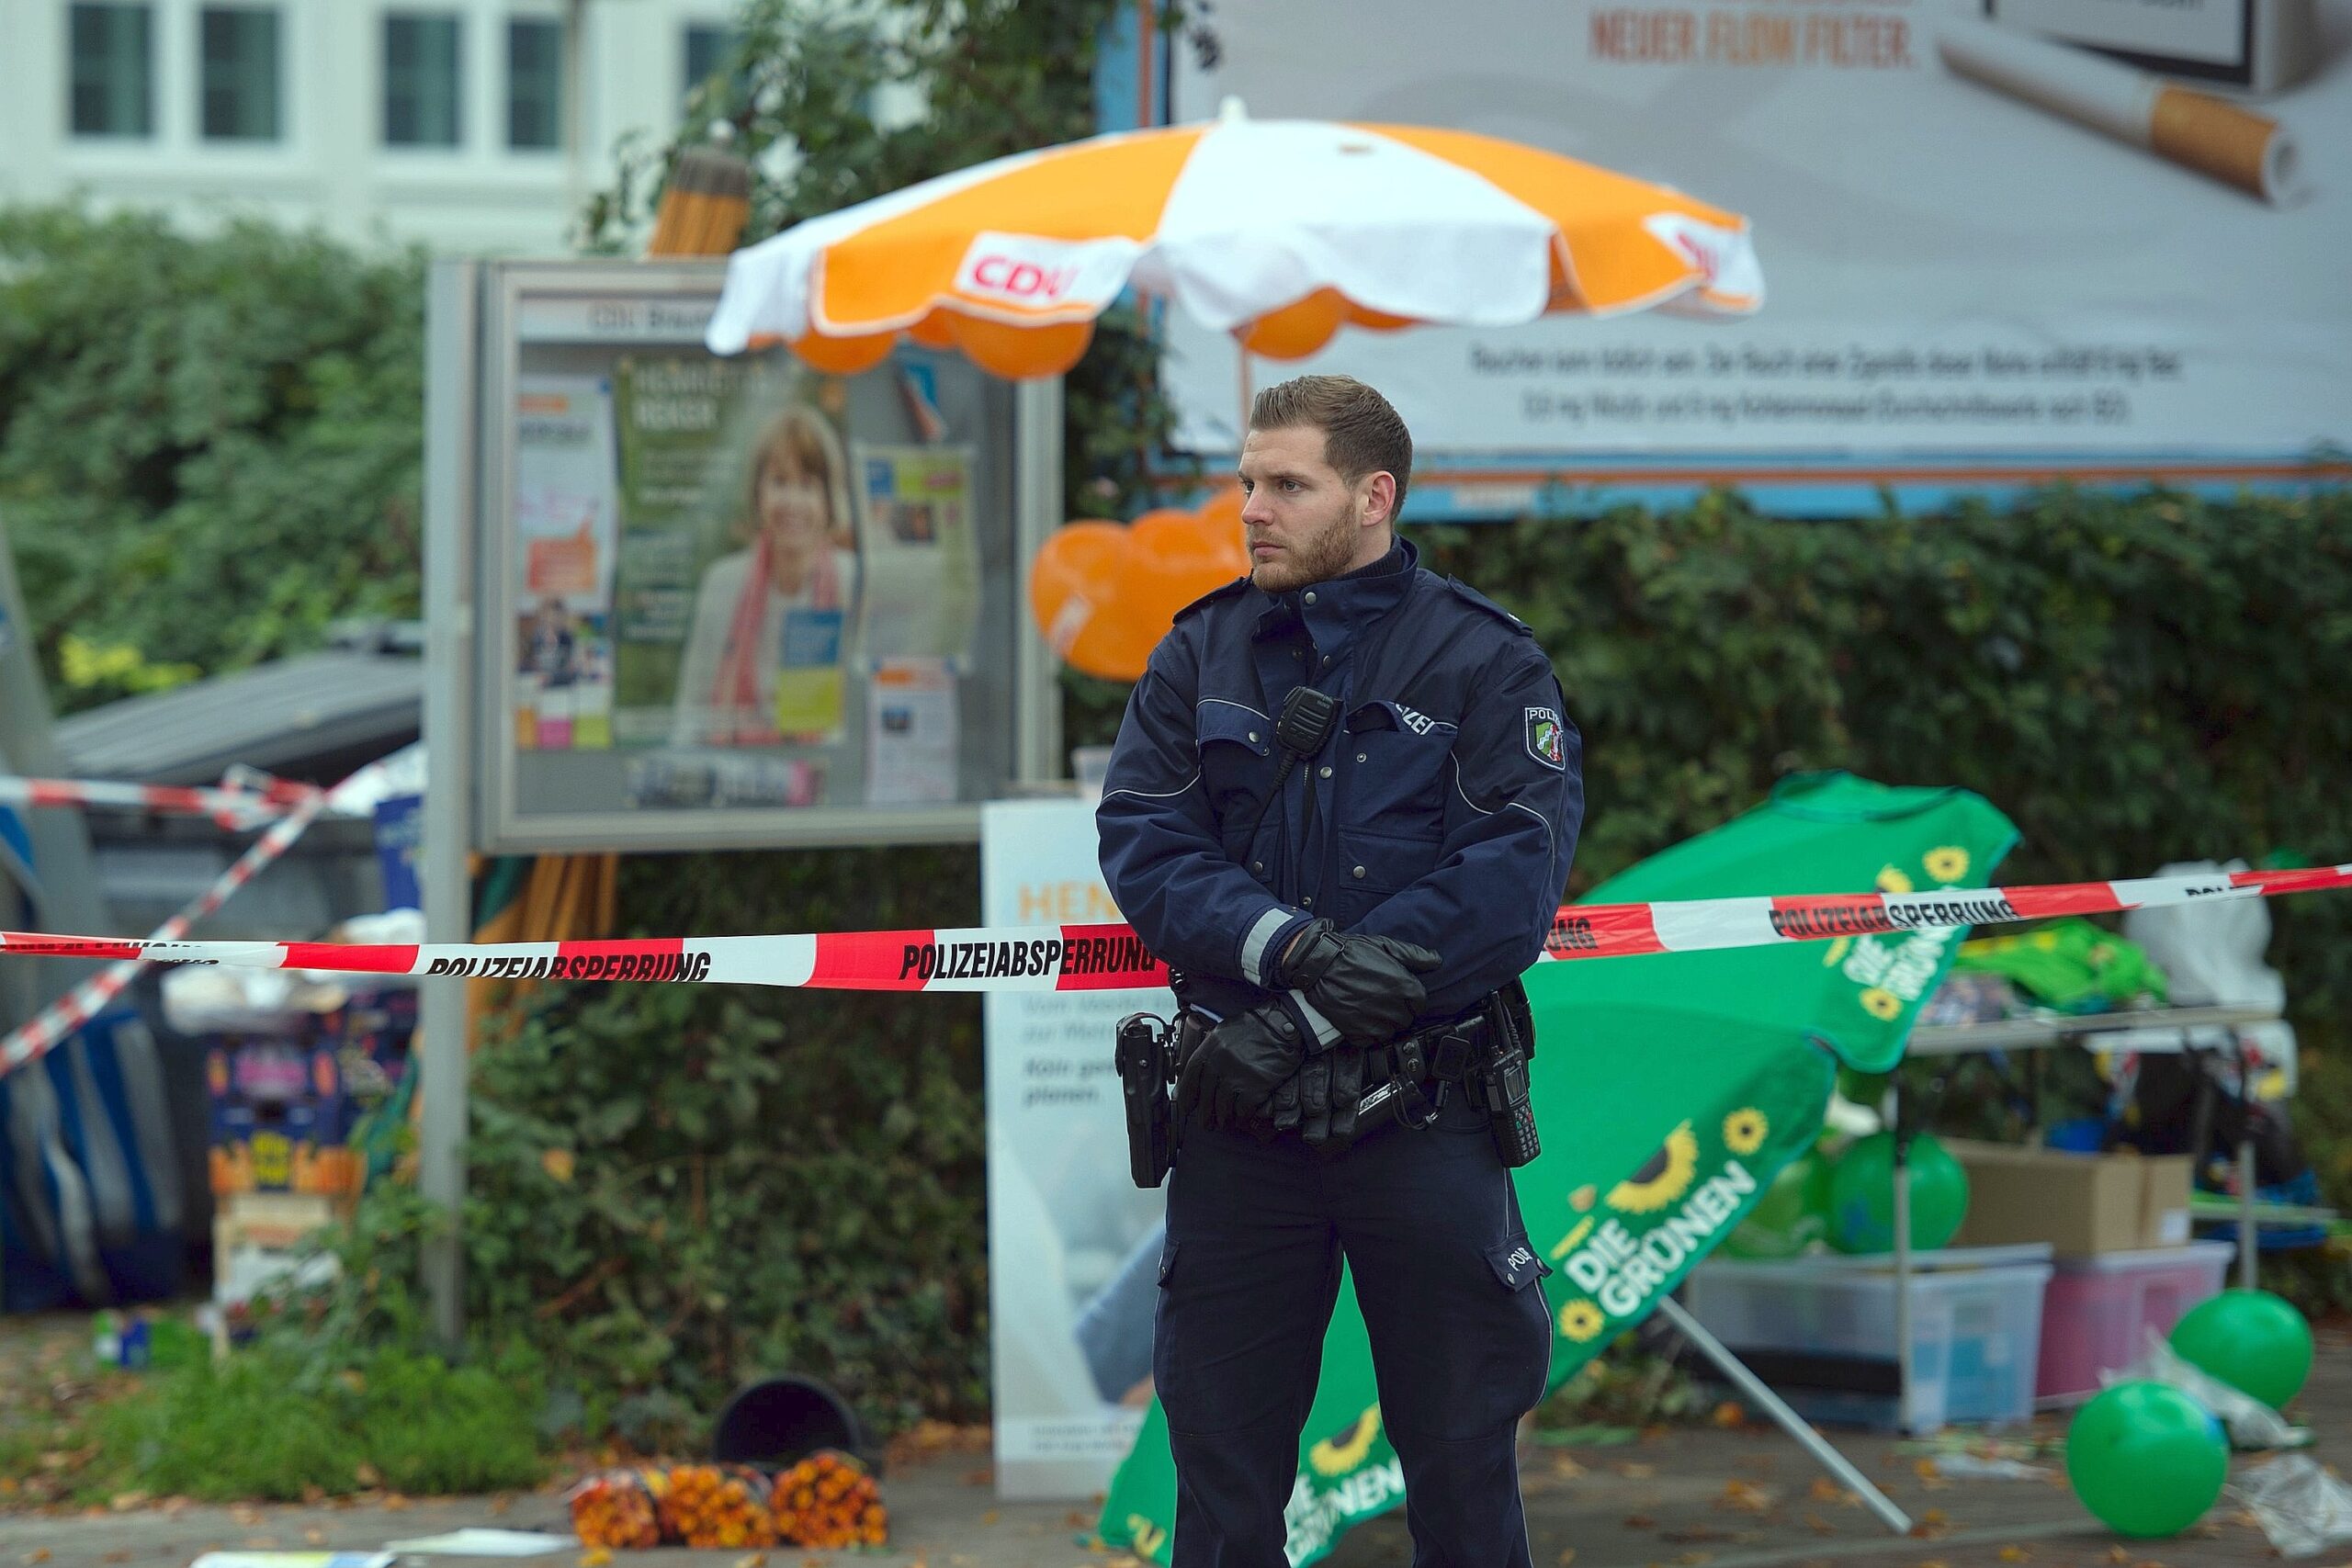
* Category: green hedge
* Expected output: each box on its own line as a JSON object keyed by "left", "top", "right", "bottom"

{"left": 349, "top": 484, "right": 2346, "bottom": 1438}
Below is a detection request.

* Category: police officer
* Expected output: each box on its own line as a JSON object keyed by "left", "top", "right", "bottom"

{"left": 1097, "top": 376, "right": 1584, "bottom": 1564}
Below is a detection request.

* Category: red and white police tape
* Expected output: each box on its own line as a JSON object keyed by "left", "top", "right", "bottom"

{"left": 0, "top": 862, "right": 2343, "bottom": 1009}
{"left": 0, "top": 771, "right": 316, "bottom": 830}
{"left": 0, "top": 785, "right": 335, "bottom": 1077}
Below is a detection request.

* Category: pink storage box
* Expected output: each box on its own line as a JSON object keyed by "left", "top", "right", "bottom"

{"left": 2036, "top": 1241, "right": 2233, "bottom": 1402}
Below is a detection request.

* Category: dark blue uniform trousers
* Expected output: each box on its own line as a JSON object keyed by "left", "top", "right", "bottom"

{"left": 1155, "top": 1091, "right": 1555, "bottom": 1565}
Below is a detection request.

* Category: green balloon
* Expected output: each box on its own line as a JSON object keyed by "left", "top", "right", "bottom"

{"left": 1826, "top": 1132, "right": 1969, "bottom": 1254}
{"left": 2169, "top": 1290, "right": 2313, "bottom": 1410}
{"left": 2065, "top": 1381, "right": 2229, "bottom": 1538}
{"left": 1724, "top": 1153, "right": 1833, "bottom": 1258}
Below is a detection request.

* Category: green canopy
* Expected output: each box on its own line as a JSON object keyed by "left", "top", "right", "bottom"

{"left": 1101, "top": 773, "right": 2018, "bottom": 1562}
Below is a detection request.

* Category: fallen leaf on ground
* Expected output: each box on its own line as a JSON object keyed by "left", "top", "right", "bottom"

{"left": 1998, "top": 1549, "right": 2030, "bottom": 1562}
{"left": 304, "top": 1529, "right": 326, "bottom": 1546}
{"left": 107, "top": 1491, "right": 147, "bottom": 1512}
{"left": 1622, "top": 1514, "right": 1655, "bottom": 1529}
{"left": 102, "top": 1553, "right": 130, "bottom": 1564}
{"left": 21, "top": 1551, "right": 51, "bottom": 1564}
{"left": 1554, "top": 1455, "right": 1587, "bottom": 1479}
{"left": 981, "top": 1510, "right": 1001, "bottom": 1526}
{"left": 2107, "top": 1550, "right": 2130, "bottom": 1564}
{"left": 579, "top": 1550, "right": 612, "bottom": 1568}
{"left": 1803, "top": 1515, "right": 1836, "bottom": 1537}
{"left": 382, "top": 1495, "right": 411, "bottom": 1512}
{"left": 1556, "top": 1551, "right": 1577, "bottom": 1566}
{"left": 1616, "top": 1461, "right": 1657, "bottom": 1479}
{"left": 1710, "top": 1402, "right": 1745, "bottom": 1428}
{"left": 733, "top": 1553, "right": 766, "bottom": 1568}
{"left": 354, "top": 1463, "right": 382, "bottom": 1488}
{"left": 1721, "top": 1480, "right": 1779, "bottom": 1515}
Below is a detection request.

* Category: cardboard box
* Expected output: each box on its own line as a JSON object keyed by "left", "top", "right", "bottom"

{"left": 1947, "top": 1140, "right": 2194, "bottom": 1257}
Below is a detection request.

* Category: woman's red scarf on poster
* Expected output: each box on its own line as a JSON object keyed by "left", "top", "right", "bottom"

{"left": 709, "top": 534, "right": 841, "bottom": 744}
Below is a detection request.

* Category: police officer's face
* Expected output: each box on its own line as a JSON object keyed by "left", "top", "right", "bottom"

{"left": 1238, "top": 425, "right": 1388, "bottom": 593}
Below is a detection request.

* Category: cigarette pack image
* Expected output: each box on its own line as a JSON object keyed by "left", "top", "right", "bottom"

{"left": 1983, "top": 0, "right": 2320, "bottom": 96}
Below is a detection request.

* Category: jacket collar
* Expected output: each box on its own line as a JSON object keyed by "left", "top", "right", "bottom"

{"left": 1251, "top": 538, "right": 1417, "bottom": 654}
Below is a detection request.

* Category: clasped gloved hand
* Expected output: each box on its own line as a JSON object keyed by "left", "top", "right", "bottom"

{"left": 1275, "top": 919, "right": 1442, "bottom": 1043}
{"left": 1270, "top": 1049, "right": 1370, "bottom": 1152}
{"left": 1176, "top": 1003, "right": 1306, "bottom": 1132}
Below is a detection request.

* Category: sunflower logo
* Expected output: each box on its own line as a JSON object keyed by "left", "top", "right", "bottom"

{"left": 1559, "top": 1301, "right": 1608, "bottom": 1343}
{"left": 1607, "top": 1122, "right": 1700, "bottom": 1213}
{"left": 1875, "top": 865, "right": 1914, "bottom": 895}
{"left": 1722, "top": 1109, "right": 1768, "bottom": 1156}
{"left": 1860, "top": 987, "right": 1901, "bottom": 1021}
{"left": 1822, "top": 936, "right": 1853, "bottom": 968}
{"left": 1924, "top": 846, "right": 1970, "bottom": 884}
{"left": 1308, "top": 1404, "right": 1382, "bottom": 1475}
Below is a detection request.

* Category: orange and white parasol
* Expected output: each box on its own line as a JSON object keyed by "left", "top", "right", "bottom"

{"left": 705, "top": 102, "right": 1761, "bottom": 378}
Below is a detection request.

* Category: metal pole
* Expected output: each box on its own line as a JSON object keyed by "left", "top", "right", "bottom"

{"left": 2233, "top": 1039, "right": 2257, "bottom": 1291}
{"left": 1012, "top": 377, "right": 1065, "bottom": 786}
{"left": 1884, "top": 1085, "right": 1914, "bottom": 1436}
{"left": 1657, "top": 1297, "right": 1915, "bottom": 1536}
{"left": 419, "top": 259, "right": 480, "bottom": 1348}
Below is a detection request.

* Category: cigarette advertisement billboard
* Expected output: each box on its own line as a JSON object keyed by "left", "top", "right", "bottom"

{"left": 1163, "top": 0, "right": 2352, "bottom": 509}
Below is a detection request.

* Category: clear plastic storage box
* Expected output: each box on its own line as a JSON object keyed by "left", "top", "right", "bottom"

{"left": 2035, "top": 1240, "right": 2234, "bottom": 1402}
{"left": 1684, "top": 1247, "right": 2053, "bottom": 1433}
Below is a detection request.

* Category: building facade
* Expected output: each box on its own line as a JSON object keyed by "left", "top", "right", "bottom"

{"left": 0, "top": 0, "right": 750, "bottom": 254}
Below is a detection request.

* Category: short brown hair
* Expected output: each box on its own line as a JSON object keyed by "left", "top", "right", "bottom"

{"left": 1250, "top": 375, "right": 1412, "bottom": 515}
{"left": 742, "top": 402, "right": 848, "bottom": 545}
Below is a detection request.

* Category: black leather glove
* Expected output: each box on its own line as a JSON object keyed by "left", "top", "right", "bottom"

{"left": 1275, "top": 919, "right": 1443, "bottom": 1043}
{"left": 1176, "top": 1003, "right": 1306, "bottom": 1132}
{"left": 1300, "top": 1047, "right": 1367, "bottom": 1155}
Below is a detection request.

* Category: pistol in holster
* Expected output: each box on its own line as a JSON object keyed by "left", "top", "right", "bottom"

{"left": 1116, "top": 1010, "right": 1209, "bottom": 1189}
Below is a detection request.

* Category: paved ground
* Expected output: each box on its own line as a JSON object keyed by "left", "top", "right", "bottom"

{"left": 1, "top": 1325, "right": 2339, "bottom": 1568}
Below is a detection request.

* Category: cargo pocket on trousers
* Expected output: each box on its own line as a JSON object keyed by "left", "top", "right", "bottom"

{"left": 1483, "top": 1235, "right": 1551, "bottom": 1292}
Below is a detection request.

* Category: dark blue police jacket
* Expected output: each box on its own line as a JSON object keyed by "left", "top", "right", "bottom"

{"left": 1096, "top": 538, "right": 1584, "bottom": 1040}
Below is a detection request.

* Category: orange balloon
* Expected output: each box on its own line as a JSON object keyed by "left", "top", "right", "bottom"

{"left": 790, "top": 332, "right": 894, "bottom": 375}
{"left": 1193, "top": 487, "right": 1250, "bottom": 570}
{"left": 1028, "top": 501, "right": 1255, "bottom": 682}
{"left": 949, "top": 314, "right": 1094, "bottom": 379}
{"left": 1116, "top": 506, "right": 1249, "bottom": 655}
{"left": 1030, "top": 522, "right": 1159, "bottom": 681}
{"left": 1239, "top": 288, "right": 1348, "bottom": 359}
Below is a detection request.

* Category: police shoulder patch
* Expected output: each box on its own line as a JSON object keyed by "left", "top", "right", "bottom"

{"left": 1525, "top": 706, "right": 1567, "bottom": 771}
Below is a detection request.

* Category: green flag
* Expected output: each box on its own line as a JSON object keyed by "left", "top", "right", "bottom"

{"left": 1099, "top": 773, "right": 2018, "bottom": 1562}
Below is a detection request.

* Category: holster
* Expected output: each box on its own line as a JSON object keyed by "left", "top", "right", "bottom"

{"left": 1116, "top": 1006, "right": 1213, "bottom": 1187}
